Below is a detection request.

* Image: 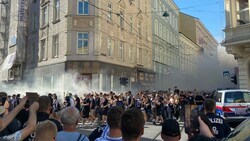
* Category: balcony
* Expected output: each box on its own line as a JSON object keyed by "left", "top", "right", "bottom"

{"left": 223, "top": 23, "right": 250, "bottom": 46}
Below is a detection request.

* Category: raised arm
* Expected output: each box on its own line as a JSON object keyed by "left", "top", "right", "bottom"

{"left": 0, "top": 96, "right": 28, "bottom": 131}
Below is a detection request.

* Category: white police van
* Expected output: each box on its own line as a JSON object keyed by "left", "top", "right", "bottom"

{"left": 214, "top": 89, "right": 250, "bottom": 122}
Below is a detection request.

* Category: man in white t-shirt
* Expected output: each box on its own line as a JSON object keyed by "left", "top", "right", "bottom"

{"left": 56, "top": 106, "right": 89, "bottom": 141}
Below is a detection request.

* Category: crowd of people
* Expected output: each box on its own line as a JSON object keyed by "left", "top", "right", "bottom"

{"left": 0, "top": 88, "right": 231, "bottom": 141}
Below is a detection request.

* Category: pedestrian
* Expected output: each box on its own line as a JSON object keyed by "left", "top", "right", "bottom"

{"left": 161, "top": 119, "right": 181, "bottom": 141}
{"left": 121, "top": 108, "right": 145, "bottom": 141}
{"left": 204, "top": 99, "right": 231, "bottom": 140}
{"left": 95, "top": 106, "right": 125, "bottom": 141}
{"left": 23, "top": 95, "right": 63, "bottom": 141}
{"left": 34, "top": 120, "right": 57, "bottom": 141}
{"left": 56, "top": 106, "right": 89, "bottom": 141}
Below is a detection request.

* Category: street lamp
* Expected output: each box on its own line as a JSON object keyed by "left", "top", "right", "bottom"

{"left": 162, "top": 11, "right": 169, "bottom": 17}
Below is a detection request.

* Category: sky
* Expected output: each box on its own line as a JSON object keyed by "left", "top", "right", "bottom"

{"left": 173, "top": 0, "right": 225, "bottom": 42}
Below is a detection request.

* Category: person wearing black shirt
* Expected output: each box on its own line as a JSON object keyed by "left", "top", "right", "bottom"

{"left": 82, "top": 94, "right": 91, "bottom": 124}
{"left": 101, "top": 94, "right": 109, "bottom": 124}
{"left": 154, "top": 95, "right": 164, "bottom": 125}
{"left": 204, "top": 99, "right": 231, "bottom": 140}
{"left": 188, "top": 93, "right": 195, "bottom": 105}
{"left": 74, "top": 94, "right": 81, "bottom": 112}
{"left": 23, "top": 96, "right": 63, "bottom": 141}
{"left": 94, "top": 94, "right": 101, "bottom": 121}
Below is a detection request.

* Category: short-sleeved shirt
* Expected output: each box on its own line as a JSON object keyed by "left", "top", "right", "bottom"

{"left": 23, "top": 112, "right": 63, "bottom": 141}
{"left": 83, "top": 98, "right": 91, "bottom": 112}
{"left": 56, "top": 131, "right": 89, "bottom": 141}
{"left": 1, "top": 130, "right": 22, "bottom": 141}
{"left": 95, "top": 136, "right": 122, "bottom": 141}
{"left": 206, "top": 113, "right": 231, "bottom": 140}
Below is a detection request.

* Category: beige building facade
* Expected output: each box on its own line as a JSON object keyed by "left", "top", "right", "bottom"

{"left": 179, "top": 13, "right": 220, "bottom": 90}
{"left": 35, "top": 0, "right": 153, "bottom": 92}
{"left": 223, "top": 0, "right": 250, "bottom": 89}
{"left": 179, "top": 33, "right": 199, "bottom": 74}
{"left": 151, "top": 0, "right": 180, "bottom": 90}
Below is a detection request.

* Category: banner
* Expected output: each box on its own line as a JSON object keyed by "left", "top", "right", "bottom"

{"left": 18, "top": 0, "right": 28, "bottom": 27}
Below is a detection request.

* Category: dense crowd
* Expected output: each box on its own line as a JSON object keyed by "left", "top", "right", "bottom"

{"left": 0, "top": 88, "right": 230, "bottom": 141}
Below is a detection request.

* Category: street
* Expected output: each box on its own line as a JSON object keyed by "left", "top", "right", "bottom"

{"left": 77, "top": 121, "right": 188, "bottom": 141}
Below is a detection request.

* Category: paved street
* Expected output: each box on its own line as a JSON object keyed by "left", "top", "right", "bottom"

{"left": 77, "top": 121, "right": 188, "bottom": 141}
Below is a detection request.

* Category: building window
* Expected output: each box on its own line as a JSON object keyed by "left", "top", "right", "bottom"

{"left": 40, "top": 39, "right": 46, "bottom": 60}
{"left": 53, "top": 0, "right": 60, "bottom": 20}
{"left": 136, "top": 0, "right": 140, "bottom": 9}
{"left": 118, "top": 42, "right": 124, "bottom": 60}
{"left": 155, "top": 19, "right": 158, "bottom": 36}
{"left": 108, "top": 2, "right": 112, "bottom": 21}
{"left": 145, "top": 50, "right": 149, "bottom": 65}
{"left": 129, "top": 45, "right": 133, "bottom": 62}
{"left": 41, "top": 5, "right": 48, "bottom": 27}
{"left": 52, "top": 34, "right": 59, "bottom": 58}
{"left": 155, "top": 0, "right": 158, "bottom": 11}
{"left": 159, "top": 47, "right": 162, "bottom": 62}
{"left": 138, "top": 20, "right": 142, "bottom": 36}
{"left": 77, "top": 32, "right": 89, "bottom": 54}
{"left": 107, "top": 38, "right": 113, "bottom": 56}
{"left": 167, "top": 28, "right": 169, "bottom": 42}
{"left": 163, "top": 26, "right": 166, "bottom": 41}
{"left": 138, "top": 48, "right": 142, "bottom": 64}
{"left": 31, "top": 43, "right": 36, "bottom": 62}
{"left": 129, "top": 16, "right": 133, "bottom": 32}
{"left": 159, "top": 23, "right": 162, "bottom": 38}
{"left": 78, "top": 0, "right": 89, "bottom": 15}
{"left": 32, "top": 12, "right": 37, "bottom": 31}
{"left": 120, "top": 10, "right": 124, "bottom": 28}
{"left": 236, "top": 0, "right": 249, "bottom": 25}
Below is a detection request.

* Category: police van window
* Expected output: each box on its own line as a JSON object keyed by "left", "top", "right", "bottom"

{"left": 225, "top": 92, "right": 250, "bottom": 103}
{"left": 243, "top": 92, "right": 250, "bottom": 103}
{"left": 215, "top": 92, "right": 222, "bottom": 102}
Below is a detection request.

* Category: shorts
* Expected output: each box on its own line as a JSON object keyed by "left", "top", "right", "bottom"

{"left": 102, "top": 109, "right": 108, "bottom": 116}
{"left": 89, "top": 109, "right": 95, "bottom": 115}
{"left": 82, "top": 110, "right": 90, "bottom": 118}
{"left": 156, "top": 109, "right": 162, "bottom": 116}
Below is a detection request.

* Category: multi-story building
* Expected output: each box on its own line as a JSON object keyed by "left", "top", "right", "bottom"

{"left": 33, "top": 0, "right": 154, "bottom": 93}
{"left": 151, "top": 0, "right": 180, "bottom": 90}
{"left": 222, "top": 0, "right": 250, "bottom": 89}
{"left": 178, "top": 33, "right": 200, "bottom": 89}
{"left": 0, "top": 0, "right": 32, "bottom": 82}
{"left": 179, "top": 13, "right": 220, "bottom": 90}
{"left": 0, "top": 0, "right": 9, "bottom": 68}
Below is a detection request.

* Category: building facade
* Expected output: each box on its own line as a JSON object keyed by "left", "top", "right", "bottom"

{"left": 0, "top": 0, "right": 9, "bottom": 64}
{"left": 0, "top": 0, "right": 31, "bottom": 82}
{"left": 222, "top": 0, "right": 250, "bottom": 89}
{"left": 32, "top": 0, "right": 154, "bottom": 93}
{"left": 178, "top": 33, "right": 200, "bottom": 89}
{"left": 151, "top": 0, "right": 180, "bottom": 90}
{"left": 179, "top": 13, "right": 220, "bottom": 90}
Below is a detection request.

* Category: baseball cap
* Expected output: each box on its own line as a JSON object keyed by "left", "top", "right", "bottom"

{"left": 162, "top": 119, "right": 180, "bottom": 137}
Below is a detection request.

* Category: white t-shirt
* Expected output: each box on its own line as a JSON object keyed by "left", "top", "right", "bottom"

{"left": 56, "top": 131, "right": 89, "bottom": 141}
{"left": 1, "top": 130, "right": 22, "bottom": 141}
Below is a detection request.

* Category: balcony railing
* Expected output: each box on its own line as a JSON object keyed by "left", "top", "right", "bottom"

{"left": 224, "top": 23, "right": 250, "bottom": 44}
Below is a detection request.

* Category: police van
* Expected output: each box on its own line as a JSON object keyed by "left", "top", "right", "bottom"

{"left": 214, "top": 89, "right": 250, "bottom": 122}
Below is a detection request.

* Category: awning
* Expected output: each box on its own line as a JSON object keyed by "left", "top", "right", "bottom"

{"left": 0, "top": 52, "right": 16, "bottom": 81}
{"left": 1, "top": 52, "right": 16, "bottom": 70}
